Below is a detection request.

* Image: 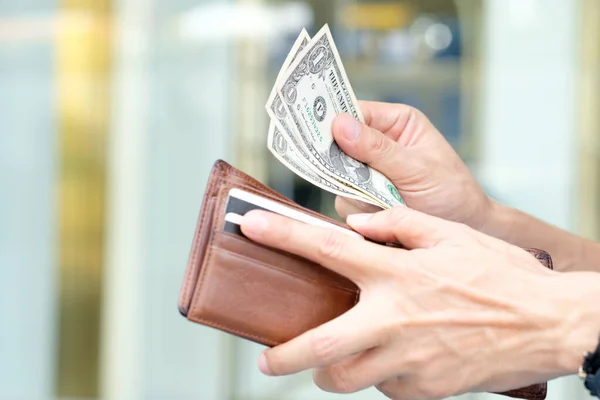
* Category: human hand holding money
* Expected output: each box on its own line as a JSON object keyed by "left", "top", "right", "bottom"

{"left": 265, "top": 24, "right": 404, "bottom": 209}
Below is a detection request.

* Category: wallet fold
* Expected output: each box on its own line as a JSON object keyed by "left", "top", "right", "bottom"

{"left": 178, "top": 159, "right": 551, "bottom": 400}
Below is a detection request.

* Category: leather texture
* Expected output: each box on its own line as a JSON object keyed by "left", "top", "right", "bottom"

{"left": 178, "top": 159, "right": 551, "bottom": 400}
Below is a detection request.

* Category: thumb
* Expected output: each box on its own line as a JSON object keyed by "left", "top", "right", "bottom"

{"left": 346, "top": 207, "right": 459, "bottom": 249}
{"left": 332, "top": 113, "right": 405, "bottom": 180}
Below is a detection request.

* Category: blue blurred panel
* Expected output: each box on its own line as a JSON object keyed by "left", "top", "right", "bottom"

{"left": 0, "top": 2, "right": 58, "bottom": 399}
{"left": 432, "top": 17, "right": 462, "bottom": 59}
{"left": 438, "top": 89, "right": 461, "bottom": 147}
{"left": 381, "top": 93, "right": 424, "bottom": 111}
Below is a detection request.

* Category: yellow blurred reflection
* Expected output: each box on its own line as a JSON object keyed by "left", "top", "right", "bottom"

{"left": 56, "top": 0, "right": 111, "bottom": 397}
{"left": 341, "top": 3, "right": 413, "bottom": 30}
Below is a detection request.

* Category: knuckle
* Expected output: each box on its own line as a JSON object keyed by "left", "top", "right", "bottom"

{"left": 389, "top": 207, "right": 412, "bottom": 226}
{"left": 408, "top": 106, "right": 426, "bottom": 121}
{"left": 318, "top": 230, "right": 345, "bottom": 261}
{"left": 424, "top": 386, "right": 452, "bottom": 399}
{"left": 375, "top": 383, "right": 396, "bottom": 399}
{"left": 310, "top": 331, "right": 339, "bottom": 363}
{"left": 405, "top": 105, "right": 427, "bottom": 126}
{"left": 323, "top": 363, "right": 355, "bottom": 393}
{"left": 392, "top": 104, "right": 420, "bottom": 134}
{"left": 376, "top": 379, "right": 413, "bottom": 400}
{"left": 411, "top": 376, "right": 453, "bottom": 400}
{"left": 369, "top": 130, "right": 393, "bottom": 156}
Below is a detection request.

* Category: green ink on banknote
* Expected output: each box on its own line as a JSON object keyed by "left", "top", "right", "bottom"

{"left": 387, "top": 183, "right": 403, "bottom": 205}
{"left": 305, "top": 104, "right": 323, "bottom": 143}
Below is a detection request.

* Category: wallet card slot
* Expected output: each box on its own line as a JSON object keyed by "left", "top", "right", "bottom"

{"left": 187, "top": 239, "right": 359, "bottom": 347}
{"left": 218, "top": 175, "right": 352, "bottom": 230}
{"left": 212, "top": 230, "right": 358, "bottom": 293}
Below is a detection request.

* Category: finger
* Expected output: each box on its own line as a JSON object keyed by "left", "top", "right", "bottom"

{"left": 258, "top": 303, "right": 386, "bottom": 376}
{"left": 376, "top": 378, "right": 415, "bottom": 400}
{"left": 358, "top": 100, "right": 419, "bottom": 143}
{"left": 346, "top": 207, "right": 460, "bottom": 249}
{"left": 377, "top": 377, "right": 459, "bottom": 400}
{"left": 332, "top": 113, "right": 407, "bottom": 181}
{"left": 240, "top": 210, "right": 397, "bottom": 284}
{"left": 335, "top": 196, "right": 381, "bottom": 219}
{"left": 313, "top": 346, "right": 404, "bottom": 394}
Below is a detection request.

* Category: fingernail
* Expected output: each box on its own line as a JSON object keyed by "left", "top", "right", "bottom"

{"left": 346, "top": 213, "right": 372, "bottom": 226}
{"left": 341, "top": 114, "right": 361, "bottom": 142}
{"left": 257, "top": 353, "right": 271, "bottom": 375}
{"left": 243, "top": 212, "right": 269, "bottom": 236}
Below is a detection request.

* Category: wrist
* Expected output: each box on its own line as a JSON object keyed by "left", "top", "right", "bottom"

{"left": 477, "top": 200, "right": 585, "bottom": 272}
{"left": 554, "top": 272, "right": 600, "bottom": 375}
{"left": 478, "top": 199, "right": 514, "bottom": 241}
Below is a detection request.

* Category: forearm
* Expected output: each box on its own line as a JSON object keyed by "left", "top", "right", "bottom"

{"left": 482, "top": 201, "right": 600, "bottom": 273}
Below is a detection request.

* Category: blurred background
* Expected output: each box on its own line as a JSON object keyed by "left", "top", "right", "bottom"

{"left": 1, "top": 0, "right": 600, "bottom": 399}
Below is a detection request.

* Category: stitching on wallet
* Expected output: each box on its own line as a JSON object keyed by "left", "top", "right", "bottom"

{"left": 183, "top": 201, "right": 209, "bottom": 303}
{"left": 214, "top": 242, "right": 359, "bottom": 295}
{"left": 182, "top": 204, "right": 210, "bottom": 306}
{"left": 182, "top": 168, "right": 225, "bottom": 307}
{"left": 196, "top": 317, "right": 278, "bottom": 347}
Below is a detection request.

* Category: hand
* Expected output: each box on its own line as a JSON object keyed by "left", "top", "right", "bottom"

{"left": 240, "top": 208, "right": 600, "bottom": 400}
{"left": 333, "top": 101, "right": 491, "bottom": 231}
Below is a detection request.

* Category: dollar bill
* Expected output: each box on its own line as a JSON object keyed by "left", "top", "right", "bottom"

{"left": 266, "top": 28, "right": 380, "bottom": 205}
{"left": 266, "top": 29, "right": 317, "bottom": 170}
{"left": 267, "top": 122, "right": 382, "bottom": 206}
{"left": 275, "top": 24, "right": 404, "bottom": 208}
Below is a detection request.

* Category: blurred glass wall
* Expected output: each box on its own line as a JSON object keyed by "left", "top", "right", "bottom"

{"left": 1, "top": 0, "right": 599, "bottom": 399}
{"left": 1, "top": 1, "right": 59, "bottom": 399}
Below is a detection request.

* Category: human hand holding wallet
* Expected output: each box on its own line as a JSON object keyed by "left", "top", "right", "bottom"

{"left": 178, "top": 160, "right": 551, "bottom": 400}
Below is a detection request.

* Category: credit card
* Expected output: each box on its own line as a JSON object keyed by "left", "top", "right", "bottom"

{"left": 223, "top": 212, "right": 244, "bottom": 236}
{"left": 224, "top": 188, "right": 364, "bottom": 240}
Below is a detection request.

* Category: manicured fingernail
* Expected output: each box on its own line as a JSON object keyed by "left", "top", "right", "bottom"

{"left": 243, "top": 212, "right": 269, "bottom": 236}
{"left": 341, "top": 114, "right": 361, "bottom": 142}
{"left": 257, "top": 353, "right": 271, "bottom": 375}
{"left": 346, "top": 213, "right": 372, "bottom": 226}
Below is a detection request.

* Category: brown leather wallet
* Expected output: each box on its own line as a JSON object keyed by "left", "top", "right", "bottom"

{"left": 178, "top": 159, "right": 551, "bottom": 400}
